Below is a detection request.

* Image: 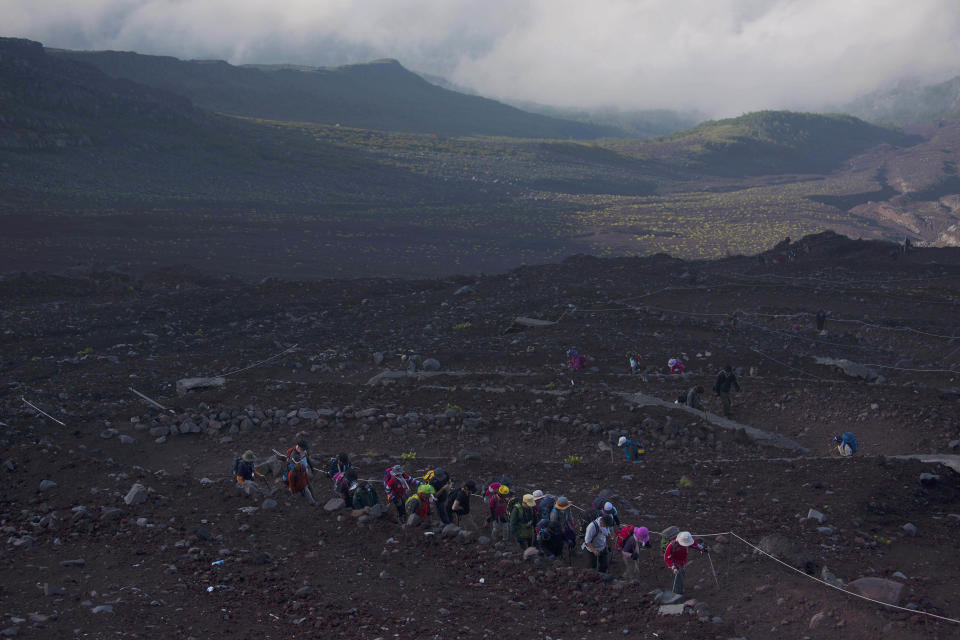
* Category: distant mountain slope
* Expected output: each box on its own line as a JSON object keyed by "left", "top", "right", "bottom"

{"left": 644, "top": 110, "right": 918, "bottom": 175}
{"left": 843, "top": 76, "right": 960, "bottom": 126}
{"left": 49, "top": 49, "right": 620, "bottom": 139}
{"left": 0, "top": 38, "right": 470, "bottom": 209}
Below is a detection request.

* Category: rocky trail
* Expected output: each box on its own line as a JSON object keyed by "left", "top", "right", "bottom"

{"left": 2, "top": 231, "right": 960, "bottom": 639}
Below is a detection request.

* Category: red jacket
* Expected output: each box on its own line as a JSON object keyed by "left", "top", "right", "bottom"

{"left": 489, "top": 495, "right": 509, "bottom": 521}
{"left": 386, "top": 474, "right": 413, "bottom": 501}
{"left": 664, "top": 539, "right": 704, "bottom": 569}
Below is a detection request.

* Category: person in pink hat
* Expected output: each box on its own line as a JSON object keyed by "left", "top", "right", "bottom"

{"left": 620, "top": 525, "right": 652, "bottom": 580}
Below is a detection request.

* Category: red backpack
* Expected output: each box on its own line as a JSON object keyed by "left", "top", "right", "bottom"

{"left": 614, "top": 525, "right": 636, "bottom": 551}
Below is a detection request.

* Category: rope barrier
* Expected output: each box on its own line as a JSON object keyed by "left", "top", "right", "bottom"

{"left": 219, "top": 344, "right": 299, "bottom": 377}
{"left": 748, "top": 347, "right": 825, "bottom": 380}
{"left": 726, "top": 531, "right": 960, "bottom": 625}
{"left": 21, "top": 397, "right": 65, "bottom": 426}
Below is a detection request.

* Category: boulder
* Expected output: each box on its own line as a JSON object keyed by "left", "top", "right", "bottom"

{"left": 324, "top": 498, "right": 345, "bottom": 512}
{"left": 422, "top": 358, "right": 442, "bottom": 371}
{"left": 38, "top": 480, "right": 57, "bottom": 492}
{"left": 176, "top": 377, "right": 226, "bottom": 396}
{"left": 847, "top": 577, "right": 904, "bottom": 606}
{"left": 658, "top": 604, "right": 686, "bottom": 615}
{"left": 809, "top": 612, "right": 827, "bottom": 629}
{"left": 442, "top": 524, "right": 461, "bottom": 538}
{"left": 812, "top": 357, "right": 880, "bottom": 382}
{"left": 368, "top": 503, "right": 387, "bottom": 519}
{"left": 523, "top": 547, "right": 539, "bottom": 560}
{"left": 124, "top": 483, "right": 149, "bottom": 506}
{"left": 806, "top": 508, "right": 826, "bottom": 523}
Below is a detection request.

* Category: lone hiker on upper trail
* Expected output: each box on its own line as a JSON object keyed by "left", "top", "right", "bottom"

{"left": 615, "top": 436, "right": 645, "bottom": 462}
{"left": 280, "top": 440, "right": 317, "bottom": 506}
{"left": 664, "top": 530, "right": 707, "bottom": 595}
{"left": 834, "top": 432, "right": 858, "bottom": 457}
{"left": 714, "top": 365, "right": 741, "bottom": 418}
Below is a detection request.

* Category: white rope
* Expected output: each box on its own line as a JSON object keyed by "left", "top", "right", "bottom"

{"left": 128, "top": 387, "right": 175, "bottom": 413}
{"left": 726, "top": 531, "right": 960, "bottom": 625}
{"left": 220, "top": 344, "right": 298, "bottom": 377}
{"left": 21, "top": 397, "right": 65, "bottom": 426}
{"left": 748, "top": 347, "right": 825, "bottom": 380}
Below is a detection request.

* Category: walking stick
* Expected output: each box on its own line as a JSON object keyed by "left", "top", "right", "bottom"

{"left": 707, "top": 551, "right": 720, "bottom": 588}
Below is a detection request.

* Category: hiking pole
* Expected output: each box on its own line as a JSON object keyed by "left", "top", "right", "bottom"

{"left": 707, "top": 551, "right": 720, "bottom": 589}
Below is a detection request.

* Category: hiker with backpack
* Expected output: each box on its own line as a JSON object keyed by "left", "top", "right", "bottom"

{"left": 280, "top": 440, "right": 317, "bottom": 506}
{"left": 664, "top": 531, "right": 707, "bottom": 595}
{"left": 488, "top": 484, "right": 511, "bottom": 542}
{"left": 404, "top": 484, "right": 435, "bottom": 527}
{"left": 549, "top": 496, "right": 577, "bottom": 560}
{"left": 591, "top": 499, "right": 621, "bottom": 527}
{"left": 668, "top": 358, "right": 685, "bottom": 375}
{"left": 326, "top": 452, "right": 351, "bottom": 479}
{"left": 446, "top": 480, "right": 476, "bottom": 527}
{"left": 627, "top": 352, "right": 643, "bottom": 375}
{"left": 533, "top": 490, "right": 556, "bottom": 520}
{"left": 582, "top": 513, "right": 615, "bottom": 573}
{"left": 713, "top": 365, "right": 741, "bottom": 418}
{"left": 385, "top": 465, "right": 416, "bottom": 523}
{"left": 424, "top": 468, "right": 452, "bottom": 524}
{"left": 615, "top": 436, "right": 645, "bottom": 462}
{"left": 331, "top": 465, "right": 355, "bottom": 507}
{"left": 234, "top": 450, "right": 263, "bottom": 488}
{"left": 685, "top": 385, "right": 705, "bottom": 411}
{"left": 616, "top": 525, "right": 652, "bottom": 581}
{"left": 536, "top": 518, "right": 565, "bottom": 559}
{"left": 834, "top": 432, "right": 858, "bottom": 457}
{"left": 350, "top": 477, "right": 380, "bottom": 510}
{"left": 510, "top": 494, "right": 539, "bottom": 549}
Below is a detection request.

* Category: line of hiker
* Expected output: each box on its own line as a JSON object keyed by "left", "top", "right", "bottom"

{"left": 233, "top": 443, "right": 710, "bottom": 591}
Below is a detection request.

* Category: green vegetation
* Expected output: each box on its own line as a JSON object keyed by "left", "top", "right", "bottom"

{"left": 564, "top": 455, "right": 583, "bottom": 465}
{"left": 400, "top": 452, "right": 417, "bottom": 462}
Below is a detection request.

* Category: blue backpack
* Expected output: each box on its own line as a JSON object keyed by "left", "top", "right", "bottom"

{"left": 539, "top": 495, "right": 557, "bottom": 520}
{"left": 841, "top": 432, "right": 858, "bottom": 453}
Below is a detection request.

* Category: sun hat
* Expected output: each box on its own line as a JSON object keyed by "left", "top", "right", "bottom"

{"left": 555, "top": 496, "right": 570, "bottom": 510}
{"left": 676, "top": 531, "right": 694, "bottom": 546}
{"left": 634, "top": 526, "right": 650, "bottom": 543}
{"left": 532, "top": 490, "right": 544, "bottom": 500}
{"left": 522, "top": 494, "right": 536, "bottom": 508}
{"left": 241, "top": 450, "right": 255, "bottom": 462}
{"left": 617, "top": 436, "right": 627, "bottom": 447}
{"left": 498, "top": 485, "right": 510, "bottom": 496}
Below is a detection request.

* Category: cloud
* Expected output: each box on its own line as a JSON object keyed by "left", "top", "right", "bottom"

{"left": 3, "top": 0, "right": 960, "bottom": 116}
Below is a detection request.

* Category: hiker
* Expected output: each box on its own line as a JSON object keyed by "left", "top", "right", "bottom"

{"left": 537, "top": 519, "right": 565, "bottom": 559}
{"left": 404, "top": 483, "right": 435, "bottom": 527}
{"left": 332, "top": 465, "right": 354, "bottom": 507}
{"left": 834, "top": 432, "right": 858, "bottom": 457}
{"left": 549, "top": 496, "right": 577, "bottom": 559}
{"left": 686, "top": 385, "right": 705, "bottom": 411}
{"left": 482, "top": 474, "right": 512, "bottom": 504}
{"left": 510, "top": 494, "right": 539, "bottom": 549}
{"left": 350, "top": 477, "right": 380, "bottom": 510}
{"left": 591, "top": 498, "right": 621, "bottom": 527}
{"left": 664, "top": 531, "right": 707, "bottom": 595}
{"left": 424, "top": 468, "right": 452, "bottom": 524}
{"left": 326, "top": 452, "right": 351, "bottom": 478}
{"left": 815, "top": 309, "right": 827, "bottom": 332}
{"left": 628, "top": 352, "right": 643, "bottom": 375}
{"left": 668, "top": 358, "right": 685, "bottom": 375}
{"left": 618, "top": 525, "right": 652, "bottom": 581}
{"left": 616, "top": 436, "right": 645, "bottom": 462}
{"left": 280, "top": 440, "right": 317, "bottom": 506}
{"left": 234, "top": 450, "right": 263, "bottom": 488}
{"left": 385, "top": 465, "right": 416, "bottom": 523}
{"left": 533, "top": 490, "right": 557, "bottom": 520}
{"left": 488, "top": 484, "right": 511, "bottom": 542}
{"left": 403, "top": 354, "right": 423, "bottom": 372}
{"left": 446, "top": 480, "right": 476, "bottom": 526}
{"left": 582, "top": 513, "right": 615, "bottom": 573}
{"left": 713, "top": 365, "right": 741, "bottom": 417}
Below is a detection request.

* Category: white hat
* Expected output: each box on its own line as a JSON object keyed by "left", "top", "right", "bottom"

{"left": 676, "top": 531, "right": 694, "bottom": 546}
{"left": 532, "top": 490, "right": 544, "bottom": 500}
{"left": 603, "top": 501, "right": 614, "bottom": 512}
{"left": 668, "top": 358, "right": 677, "bottom": 367}
{"left": 349, "top": 482, "right": 358, "bottom": 491}
{"left": 617, "top": 436, "right": 627, "bottom": 447}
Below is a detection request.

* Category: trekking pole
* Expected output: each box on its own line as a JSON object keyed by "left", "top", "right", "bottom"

{"left": 707, "top": 551, "right": 720, "bottom": 589}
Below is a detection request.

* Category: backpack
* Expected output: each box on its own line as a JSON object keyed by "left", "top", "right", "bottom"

{"left": 539, "top": 495, "right": 557, "bottom": 520}
{"left": 232, "top": 456, "right": 241, "bottom": 477}
{"left": 534, "top": 517, "right": 551, "bottom": 542}
{"left": 676, "top": 391, "right": 687, "bottom": 404}
{"left": 614, "top": 525, "right": 636, "bottom": 551}
{"left": 426, "top": 467, "right": 450, "bottom": 490}
{"left": 841, "top": 432, "right": 858, "bottom": 453}
{"left": 332, "top": 470, "right": 348, "bottom": 492}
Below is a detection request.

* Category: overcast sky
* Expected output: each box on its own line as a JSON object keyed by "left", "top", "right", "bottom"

{"left": 4, "top": 0, "right": 960, "bottom": 116}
